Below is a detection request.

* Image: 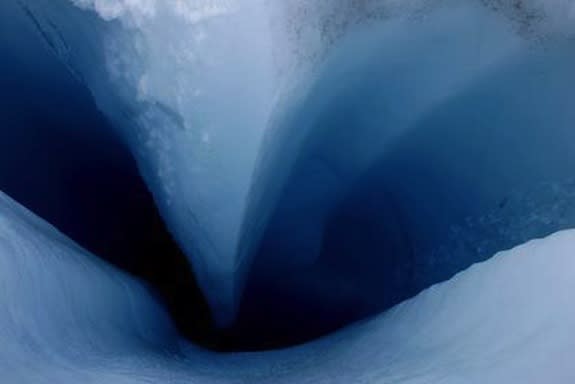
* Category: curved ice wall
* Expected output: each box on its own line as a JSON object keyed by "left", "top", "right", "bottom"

{"left": 8, "top": 0, "right": 575, "bottom": 331}
{"left": 239, "top": 0, "right": 575, "bottom": 339}
{"left": 3, "top": 184, "right": 575, "bottom": 383}
{"left": 9, "top": 0, "right": 282, "bottom": 325}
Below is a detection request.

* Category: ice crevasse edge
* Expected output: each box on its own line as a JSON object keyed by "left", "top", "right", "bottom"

{"left": 11, "top": 0, "right": 575, "bottom": 327}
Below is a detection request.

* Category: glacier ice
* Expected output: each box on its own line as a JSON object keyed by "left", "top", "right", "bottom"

{"left": 0, "top": 7, "right": 213, "bottom": 344}
{"left": 11, "top": 0, "right": 575, "bottom": 327}
{"left": 6, "top": 0, "right": 283, "bottom": 324}
{"left": 1, "top": 190, "right": 575, "bottom": 383}
{"left": 5, "top": 0, "right": 572, "bottom": 325}
{"left": 237, "top": 1, "right": 575, "bottom": 342}
{"left": 2, "top": 0, "right": 575, "bottom": 378}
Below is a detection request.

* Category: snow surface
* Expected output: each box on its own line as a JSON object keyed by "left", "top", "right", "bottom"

{"left": 1, "top": 190, "right": 575, "bottom": 383}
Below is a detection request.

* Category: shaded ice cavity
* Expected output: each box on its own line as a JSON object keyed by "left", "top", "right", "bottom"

{"left": 6, "top": 0, "right": 575, "bottom": 333}
{"left": 1, "top": 191, "right": 575, "bottom": 383}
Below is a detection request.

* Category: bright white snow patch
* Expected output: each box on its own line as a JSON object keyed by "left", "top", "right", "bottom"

{"left": 70, "top": 0, "right": 236, "bottom": 25}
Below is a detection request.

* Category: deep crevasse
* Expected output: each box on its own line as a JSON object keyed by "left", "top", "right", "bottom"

{"left": 2, "top": 0, "right": 575, "bottom": 359}
{"left": 10, "top": 0, "right": 574, "bottom": 325}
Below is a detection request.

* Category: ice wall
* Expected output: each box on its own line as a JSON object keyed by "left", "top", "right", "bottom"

{"left": 238, "top": 0, "right": 575, "bottom": 340}
{"left": 0, "top": 192, "right": 180, "bottom": 382}
{"left": 7, "top": 0, "right": 575, "bottom": 329}
{"left": 0, "top": 5, "right": 214, "bottom": 344}
{"left": 6, "top": 0, "right": 281, "bottom": 325}
{"left": 0, "top": 6, "right": 166, "bottom": 275}
{"left": 2, "top": 0, "right": 575, "bottom": 379}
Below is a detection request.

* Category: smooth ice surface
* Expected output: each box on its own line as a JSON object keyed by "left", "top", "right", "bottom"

{"left": 1, "top": 191, "right": 575, "bottom": 383}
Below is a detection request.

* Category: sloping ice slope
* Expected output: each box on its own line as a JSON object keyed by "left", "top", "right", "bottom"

{"left": 1, "top": 191, "right": 574, "bottom": 383}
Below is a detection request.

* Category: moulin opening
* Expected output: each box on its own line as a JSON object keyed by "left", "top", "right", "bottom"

{"left": 0, "top": 34, "right": 371, "bottom": 351}
{"left": 5, "top": 0, "right": 575, "bottom": 353}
